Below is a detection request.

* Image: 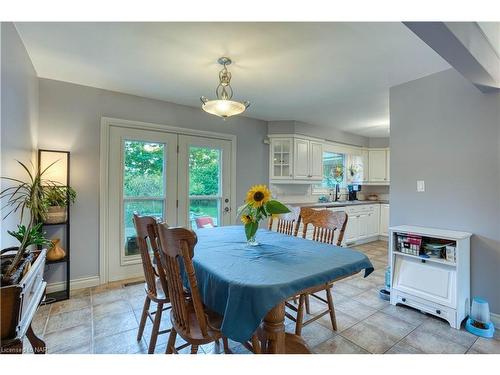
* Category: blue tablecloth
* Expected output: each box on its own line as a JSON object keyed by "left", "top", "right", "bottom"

{"left": 191, "top": 226, "right": 374, "bottom": 342}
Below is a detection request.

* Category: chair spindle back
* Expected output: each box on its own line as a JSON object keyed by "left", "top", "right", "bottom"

{"left": 155, "top": 224, "right": 209, "bottom": 337}
{"left": 299, "top": 207, "right": 348, "bottom": 246}
{"left": 133, "top": 213, "right": 169, "bottom": 298}
{"left": 268, "top": 206, "right": 301, "bottom": 236}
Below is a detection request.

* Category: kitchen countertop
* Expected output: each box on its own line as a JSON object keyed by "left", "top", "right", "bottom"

{"left": 285, "top": 200, "right": 389, "bottom": 209}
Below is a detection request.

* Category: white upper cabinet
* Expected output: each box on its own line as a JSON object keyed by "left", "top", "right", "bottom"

{"left": 386, "top": 149, "right": 390, "bottom": 181}
{"left": 293, "top": 138, "right": 310, "bottom": 179}
{"left": 268, "top": 134, "right": 388, "bottom": 185}
{"left": 309, "top": 141, "right": 323, "bottom": 179}
{"left": 368, "top": 150, "right": 387, "bottom": 182}
{"left": 270, "top": 138, "right": 293, "bottom": 180}
{"left": 269, "top": 135, "right": 322, "bottom": 183}
{"left": 346, "top": 150, "right": 369, "bottom": 184}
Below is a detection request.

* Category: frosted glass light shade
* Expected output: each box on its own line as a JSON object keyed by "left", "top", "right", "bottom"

{"left": 39, "top": 150, "right": 68, "bottom": 185}
{"left": 202, "top": 99, "right": 247, "bottom": 118}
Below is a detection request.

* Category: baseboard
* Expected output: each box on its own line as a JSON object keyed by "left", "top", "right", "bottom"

{"left": 46, "top": 275, "right": 100, "bottom": 294}
{"left": 491, "top": 312, "right": 500, "bottom": 329}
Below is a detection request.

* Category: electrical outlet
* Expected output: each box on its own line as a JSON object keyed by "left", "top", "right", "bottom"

{"left": 417, "top": 180, "right": 425, "bottom": 192}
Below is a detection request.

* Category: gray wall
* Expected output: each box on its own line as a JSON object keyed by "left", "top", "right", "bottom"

{"left": 268, "top": 120, "right": 369, "bottom": 147}
{"left": 0, "top": 23, "right": 39, "bottom": 248}
{"left": 368, "top": 137, "right": 390, "bottom": 148}
{"left": 38, "top": 78, "right": 269, "bottom": 282}
{"left": 390, "top": 68, "right": 500, "bottom": 313}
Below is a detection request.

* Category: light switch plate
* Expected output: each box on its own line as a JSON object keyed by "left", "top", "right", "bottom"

{"left": 417, "top": 180, "right": 425, "bottom": 192}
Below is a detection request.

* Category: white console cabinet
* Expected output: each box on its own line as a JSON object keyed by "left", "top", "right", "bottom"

{"left": 389, "top": 225, "right": 471, "bottom": 329}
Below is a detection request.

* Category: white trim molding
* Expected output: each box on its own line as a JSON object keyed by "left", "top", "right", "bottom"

{"left": 46, "top": 275, "right": 100, "bottom": 294}
{"left": 491, "top": 312, "right": 500, "bottom": 329}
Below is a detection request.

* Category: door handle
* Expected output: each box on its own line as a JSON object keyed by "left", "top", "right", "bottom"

{"left": 224, "top": 207, "right": 230, "bottom": 213}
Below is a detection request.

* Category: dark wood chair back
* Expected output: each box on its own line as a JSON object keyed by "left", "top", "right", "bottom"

{"left": 299, "top": 207, "right": 348, "bottom": 246}
{"left": 268, "top": 206, "right": 301, "bottom": 236}
{"left": 155, "top": 224, "right": 209, "bottom": 337}
{"left": 133, "top": 213, "right": 169, "bottom": 300}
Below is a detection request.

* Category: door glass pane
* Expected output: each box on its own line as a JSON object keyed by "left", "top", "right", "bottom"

{"left": 123, "top": 200, "right": 164, "bottom": 256}
{"left": 123, "top": 141, "right": 165, "bottom": 197}
{"left": 188, "top": 146, "right": 220, "bottom": 196}
{"left": 188, "top": 146, "right": 221, "bottom": 228}
{"left": 122, "top": 140, "right": 166, "bottom": 257}
{"left": 189, "top": 198, "right": 220, "bottom": 228}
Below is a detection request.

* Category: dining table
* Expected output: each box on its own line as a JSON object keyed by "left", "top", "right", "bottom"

{"left": 191, "top": 225, "right": 374, "bottom": 354}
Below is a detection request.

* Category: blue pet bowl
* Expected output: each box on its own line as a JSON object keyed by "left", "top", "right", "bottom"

{"left": 465, "top": 318, "right": 495, "bottom": 338}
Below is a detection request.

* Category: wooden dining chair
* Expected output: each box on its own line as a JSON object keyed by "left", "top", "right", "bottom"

{"left": 268, "top": 206, "right": 301, "bottom": 235}
{"left": 285, "top": 207, "right": 348, "bottom": 335}
{"left": 155, "top": 223, "right": 231, "bottom": 354}
{"left": 133, "top": 213, "right": 172, "bottom": 354}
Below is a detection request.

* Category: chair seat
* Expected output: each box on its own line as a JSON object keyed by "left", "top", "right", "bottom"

{"left": 170, "top": 302, "right": 224, "bottom": 345}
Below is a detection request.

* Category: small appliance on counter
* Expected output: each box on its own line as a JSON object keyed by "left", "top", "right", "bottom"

{"left": 347, "top": 184, "right": 361, "bottom": 201}
{"left": 465, "top": 297, "right": 495, "bottom": 338}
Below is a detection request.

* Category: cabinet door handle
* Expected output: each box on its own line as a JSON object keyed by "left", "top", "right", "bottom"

{"left": 402, "top": 298, "right": 406, "bottom": 302}
{"left": 436, "top": 309, "right": 441, "bottom": 315}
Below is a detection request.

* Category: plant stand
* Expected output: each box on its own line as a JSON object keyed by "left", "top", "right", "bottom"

{"left": 1, "top": 249, "right": 47, "bottom": 354}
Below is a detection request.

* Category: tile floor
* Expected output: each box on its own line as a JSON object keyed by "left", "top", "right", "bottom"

{"left": 27, "top": 240, "right": 500, "bottom": 354}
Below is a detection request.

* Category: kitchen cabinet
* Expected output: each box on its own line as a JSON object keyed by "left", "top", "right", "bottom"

{"left": 367, "top": 148, "right": 390, "bottom": 184}
{"left": 344, "top": 204, "right": 382, "bottom": 245}
{"left": 269, "top": 135, "right": 322, "bottom": 183}
{"left": 368, "top": 204, "right": 380, "bottom": 237}
{"left": 270, "top": 138, "right": 293, "bottom": 180}
{"left": 309, "top": 141, "right": 323, "bottom": 179}
{"left": 346, "top": 150, "right": 369, "bottom": 184}
{"left": 380, "top": 204, "right": 389, "bottom": 236}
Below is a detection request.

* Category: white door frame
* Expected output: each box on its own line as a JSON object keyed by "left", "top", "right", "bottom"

{"left": 99, "top": 117, "right": 237, "bottom": 285}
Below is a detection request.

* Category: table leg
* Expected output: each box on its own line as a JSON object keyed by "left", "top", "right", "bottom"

{"left": 26, "top": 323, "right": 46, "bottom": 354}
{"left": 262, "top": 301, "right": 286, "bottom": 354}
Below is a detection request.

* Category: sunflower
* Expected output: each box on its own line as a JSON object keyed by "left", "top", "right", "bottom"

{"left": 246, "top": 185, "right": 271, "bottom": 208}
{"left": 241, "top": 214, "right": 253, "bottom": 224}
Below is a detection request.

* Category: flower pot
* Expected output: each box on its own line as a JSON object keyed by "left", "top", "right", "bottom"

{"left": 46, "top": 238, "right": 65, "bottom": 262}
{"left": 1, "top": 248, "right": 34, "bottom": 286}
{"left": 44, "top": 206, "right": 67, "bottom": 224}
{"left": 1, "top": 249, "right": 47, "bottom": 353}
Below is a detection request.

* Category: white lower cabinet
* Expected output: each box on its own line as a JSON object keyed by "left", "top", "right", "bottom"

{"left": 296, "top": 203, "right": 388, "bottom": 246}
{"left": 344, "top": 204, "right": 382, "bottom": 246}
{"left": 379, "top": 204, "right": 389, "bottom": 236}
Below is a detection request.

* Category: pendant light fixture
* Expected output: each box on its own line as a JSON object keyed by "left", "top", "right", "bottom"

{"left": 201, "top": 57, "right": 250, "bottom": 119}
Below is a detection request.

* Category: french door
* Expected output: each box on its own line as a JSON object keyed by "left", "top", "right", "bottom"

{"left": 177, "top": 135, "right": 232, "bottom": 228}
{"left": 106, "top": 126, "right": 233, "bottom": 281}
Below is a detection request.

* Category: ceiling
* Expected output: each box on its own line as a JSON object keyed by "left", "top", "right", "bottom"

{"left": 16, "top": 22, "right": 450, "bottom": 137}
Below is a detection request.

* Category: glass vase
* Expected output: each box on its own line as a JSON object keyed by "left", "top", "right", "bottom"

{"left": 247, "top": 235, "right": 260, "bottom": 246}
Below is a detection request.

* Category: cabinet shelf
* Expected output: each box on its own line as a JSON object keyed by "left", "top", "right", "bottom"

{"left": 394, "top": 251, "right": 456, "bottom": 267}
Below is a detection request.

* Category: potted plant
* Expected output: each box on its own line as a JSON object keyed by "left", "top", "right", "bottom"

{"left": 43, "top": 186, "right": 76, "bottom": 224}
{"left": 0, "top": 160, "right": 63, "bottom": 353}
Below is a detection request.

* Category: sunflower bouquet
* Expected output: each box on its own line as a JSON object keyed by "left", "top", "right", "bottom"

{"left": 238, "top": 185, "right": 290, "bottom": 245}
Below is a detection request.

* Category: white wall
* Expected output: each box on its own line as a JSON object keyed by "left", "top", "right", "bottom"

{"left": 38, "top": 78, "right": 269, "bottom": 283}
{"left": 0, "top": 22, "right": 39, "bottom": 248}
{"left": 390, "top": 68, "right": 500, "bottom": 313}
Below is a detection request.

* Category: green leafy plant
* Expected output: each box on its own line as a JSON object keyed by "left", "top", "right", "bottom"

{"left": 0, "top": 160, "right": 61, "bottom": 278}
{"left": 7, "top": 223, "right": 50, "bottom": 249}
{"left": 44, "top": 186, "right": 76, "bottom": 207}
